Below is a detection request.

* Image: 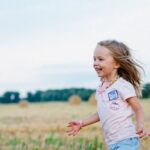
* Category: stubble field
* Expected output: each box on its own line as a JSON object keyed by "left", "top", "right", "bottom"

{"left": 0, "top": 100, "right": 150, "bottom": 150}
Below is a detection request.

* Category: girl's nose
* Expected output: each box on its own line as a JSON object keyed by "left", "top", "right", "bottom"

{"left": 93, "top": 59, "right": 99, "bottom": 66}
{"left": 93, "top": 62, "right": 99, "bottom": 68}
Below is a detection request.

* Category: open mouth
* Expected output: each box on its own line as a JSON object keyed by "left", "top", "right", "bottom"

{"left": 95, "top": 68, "right": 103, "bottom": 72}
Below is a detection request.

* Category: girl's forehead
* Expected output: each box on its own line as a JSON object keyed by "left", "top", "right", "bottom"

{"left": 94, "top": 45, "right": 112, "bottom": 57}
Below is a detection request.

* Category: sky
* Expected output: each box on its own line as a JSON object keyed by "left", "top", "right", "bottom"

{"left": 0, "top": 0, "right": 150, "bottom": 97}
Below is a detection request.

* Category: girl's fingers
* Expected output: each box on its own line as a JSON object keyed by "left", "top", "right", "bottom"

{"left": 66, "top": 128, "right": 79, "bottom": 136}
{"left": 146, "top": 133, "right": 150, "bottom": 136}
{"left": 68, "top": 121, "right": 77, "bottom": 125}
{"left": 67, "top": 124, "right": 73, "bottom": 127}
{"left": 66, "top": 127, "right": 76, "bottom": 132}
{"left": 144, "top": 133, "right": 150, "bottom": 137}
{"left": 66, "top": 128, "right": 73, "bottom": 133}
{"left": 68, "top": 122, "right": 74, "bottom": 125}
{"left": 66, "top": 121, "right": 81, "bottom": 136}
{"left": 139, "top": 133, "right": 145, "bottom": 138}
{"left": 139, "top": 131, "right": 145, "bottom": 138}
{"left": 138, "top": 132, "right": 150, "bottom": 138}
{"left": 67, "top": 130, "right": 75, "bottom": 136}
{"left": 67, "top": 123, "right": 77, "bottom": 127}
{"left": 69, "top": 129, "right": 79, "bottom": 136}
{"left": 72, "top": 129, "right": 79, "bottom": 136}
{"left": 137, "top": 128, "right": 150, "bottom": 138}
{"left": 73, "top": 131, "right": 78, "bottom": 136}
{"left": 67, "top": 123, "right": 80, "bottom": 128}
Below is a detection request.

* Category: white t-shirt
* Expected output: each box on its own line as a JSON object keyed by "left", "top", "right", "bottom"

{"left": 96, "top": 77, "right": 138, "bottom": 145}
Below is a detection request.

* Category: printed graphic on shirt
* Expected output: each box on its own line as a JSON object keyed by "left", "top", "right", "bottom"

{"left": 109, "top": 101, "right": 120, "bottom": 110}
{"left": 108, "top": 90, "right": 119, "bottom": 101}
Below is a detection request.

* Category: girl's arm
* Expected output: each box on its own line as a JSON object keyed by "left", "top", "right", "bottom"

{"left": 67, "top": 112, "right": 100, "bottom": 136}
{"left": 81, "top": 112, "right": 100, "bottom": 127}
{"left": 127, "top": 97, "right": 149, "bottom": 138}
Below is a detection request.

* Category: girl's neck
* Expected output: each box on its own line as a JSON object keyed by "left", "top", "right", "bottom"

{"left": 101, "top": 75, "right": 119, "bottom": 83}
{"left": 99, "top": 75, "right": 120, "bottom": 93}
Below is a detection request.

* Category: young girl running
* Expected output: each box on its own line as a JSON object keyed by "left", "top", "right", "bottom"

{"left": 66, "top": 40, "right": 149, "bottom": 150}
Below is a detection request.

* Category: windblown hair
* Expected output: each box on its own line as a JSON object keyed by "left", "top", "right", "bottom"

{"left": 98, "top": 40, "right": 144, "bottom": 97}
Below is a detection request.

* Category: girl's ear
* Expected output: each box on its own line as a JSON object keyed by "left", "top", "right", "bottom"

{"left": 114, "top": 62, "right": 120, "bottom": 69}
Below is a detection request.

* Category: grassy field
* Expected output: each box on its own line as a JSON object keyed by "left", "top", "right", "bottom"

{"left": 0, "top": 100, "right": 150, "bottom": 150}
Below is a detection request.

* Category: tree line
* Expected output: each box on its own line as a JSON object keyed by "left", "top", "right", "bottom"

{"left": 0, "top": 88, "right": 95, "bottom": 103}
{"left": 0, "top": 83, "right": 150, "bottom": 103}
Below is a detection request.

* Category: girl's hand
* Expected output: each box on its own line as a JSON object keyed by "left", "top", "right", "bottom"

{"left": 136, "top": 126, "right": 150, "bottom": 138}
{"left": 66, "top": 120, "right": 83, "bottom": 136}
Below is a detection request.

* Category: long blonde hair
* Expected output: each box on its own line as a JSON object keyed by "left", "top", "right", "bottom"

{"left": 98, "top": 40, "right": 144, "bottom": 97}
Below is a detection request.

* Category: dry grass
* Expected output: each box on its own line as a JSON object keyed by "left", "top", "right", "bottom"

{"left": 0, "top": 100, "right": 150, "bottom": 149}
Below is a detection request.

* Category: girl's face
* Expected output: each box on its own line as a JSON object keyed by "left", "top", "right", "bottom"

{"left": 93, "top": 45, "right": 120, "bottom": 80}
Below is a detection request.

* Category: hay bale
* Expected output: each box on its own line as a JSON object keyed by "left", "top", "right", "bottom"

{"left": 68, "top": 95, "right": 82, "bottom": 105}
{"left": 88, "top": 93, "right": 97, "bottom": 105}
{"left": 19, "top": 99, "right": 29, "bottom": 108}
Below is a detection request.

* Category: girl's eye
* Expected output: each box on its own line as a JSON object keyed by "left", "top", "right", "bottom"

{"left": 93, "top": 57, "right": 104, "bottom": 61}
{"left": 98, "top": 58, "right": 103, "bottom": 61}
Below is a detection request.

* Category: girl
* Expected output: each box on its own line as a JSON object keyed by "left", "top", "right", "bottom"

{"left": 66, "top": 40, "right": 150, "bottom": 150}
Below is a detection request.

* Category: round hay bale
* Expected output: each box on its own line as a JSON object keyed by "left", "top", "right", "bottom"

{"left": 88, "top": 93, "right": 97, "bottom": 105}
{"left": 19, "top": 99, "right": 29, "bottom": 108}
{"left": 68, "top": 95, "right": 82, "bottom": 105}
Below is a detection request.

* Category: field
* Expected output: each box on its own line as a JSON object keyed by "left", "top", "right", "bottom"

{"left": 0, "top": 100, "right": 150, "bottom": 150}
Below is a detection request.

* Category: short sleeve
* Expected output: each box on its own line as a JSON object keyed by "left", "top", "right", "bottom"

{"left": 119, "top": 81, "right": 136, "bottom": 100}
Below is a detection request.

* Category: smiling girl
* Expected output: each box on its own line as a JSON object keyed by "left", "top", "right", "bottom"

{"left": 67, "top": 40, "right": 149, "bottom": 150}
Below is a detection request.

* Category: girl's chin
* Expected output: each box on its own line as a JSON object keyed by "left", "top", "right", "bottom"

{"left": 97, "top": 73, "right": 103, "bottom": 77}
{"left": 95, "top": 71, "right": 103, "bottom": 77}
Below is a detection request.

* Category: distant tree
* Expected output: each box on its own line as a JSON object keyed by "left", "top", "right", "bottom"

{"left": 24, "top": 88, "right": 95, "bottom": 102}
{"left": 142, "top": 83, "right": 150, "bottom": 98}
{"left": 27, "top": 92, "right": 34, "bottom": 102}
{"left": 0, "top": 97, "right": 4, "bottom": 103}
{"left": 34, "top": 90, "right": 42, "bottom": 101}
{"left": 13, "top": 92, "right": 20, "bottom": 103}
{"left": 1, "top": 91, "right": 20, "bottom": 103}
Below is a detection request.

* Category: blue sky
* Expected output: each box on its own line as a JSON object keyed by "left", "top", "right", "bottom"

{"left": 0, "top": 0, "right": 150, "bottom": 96}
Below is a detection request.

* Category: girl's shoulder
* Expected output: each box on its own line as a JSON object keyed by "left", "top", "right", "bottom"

{"left": 116, "top": 77, "right": 136, "bottom": 100}
{"left": 117, "top": 77, "right": 134, "bottom": 89}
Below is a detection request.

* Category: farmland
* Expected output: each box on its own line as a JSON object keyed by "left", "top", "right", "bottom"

{"left": 0, "top": 100, "right": 150, "bottom": 150}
